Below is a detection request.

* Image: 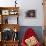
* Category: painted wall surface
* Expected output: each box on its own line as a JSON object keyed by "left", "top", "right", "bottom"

{"left": 0, "top": 0, "right": 44, "bottom": 26}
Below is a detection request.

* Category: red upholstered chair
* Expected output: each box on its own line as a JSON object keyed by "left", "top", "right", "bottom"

{"left": 21, "top": 28, "right": 41, "bottom": 46}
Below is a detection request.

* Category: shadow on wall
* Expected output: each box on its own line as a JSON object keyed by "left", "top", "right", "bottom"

{"left": 18, "top": 26, "right": 43, "bottom": 44}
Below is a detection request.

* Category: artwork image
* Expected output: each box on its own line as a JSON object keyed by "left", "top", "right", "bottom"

{"left": 26, "top": 10, "right": 36, "bottom": 17}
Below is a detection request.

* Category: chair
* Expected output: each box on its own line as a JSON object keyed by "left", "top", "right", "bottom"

{"left": 21, "top": 28, "right": 41, "bottom": 46}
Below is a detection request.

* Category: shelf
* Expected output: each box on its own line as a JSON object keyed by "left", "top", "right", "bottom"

{"left": 2, "top": 14, "right": 19, "bottom": 16}
{"left": 0, "top": 7, "right": 19, "bottom": 10}
{"left": 1, "top": 40, "right": 19, "bottom": 46}
{"left": 0, "top": 7, "right": 20, "bottom": 46}
{"left": 0, "top": 7, "right": 19, "bottom": 24}
{"left": 1, "top": 15, "right": 18, "bottom": 24}
{"left": 0, "top": 24, "right": 20, "bottom": 32}
{"left": 2, "top": 40, "right": 19, "bottom": 43}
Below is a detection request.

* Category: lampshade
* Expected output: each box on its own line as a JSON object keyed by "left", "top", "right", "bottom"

{"left": 13, "top": 28, "right": 17, "bottom": 32}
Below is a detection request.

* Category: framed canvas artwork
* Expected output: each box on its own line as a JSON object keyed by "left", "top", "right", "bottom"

{"left": 2, "top": 10, "right": 9, "bottom": 15}
{"left": 26, "top": 10, "right": 36, "bottom": 17}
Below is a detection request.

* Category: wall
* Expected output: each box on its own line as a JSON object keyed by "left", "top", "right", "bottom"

{"left": 18, "top": 0, "right": 44, "bottom": 26}
{"left": 0, "top": 0, "right": 44, "bottom": 26}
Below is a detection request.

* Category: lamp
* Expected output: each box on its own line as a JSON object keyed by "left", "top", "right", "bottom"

{"left": 15, "top": 0, "right": 17, "bottom": 7}
{"left": 14, "top": 28, "right": 17, "bottom": 32}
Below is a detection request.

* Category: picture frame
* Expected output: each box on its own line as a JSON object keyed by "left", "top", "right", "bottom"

{"left": 2, "top": 10, "right": 9, "bottom": 15}
{"left": 9, "top": 10, "right": 18, "bottom": 15}
{"left": 26, "top": 10, "right": 36, "bottom": 17}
